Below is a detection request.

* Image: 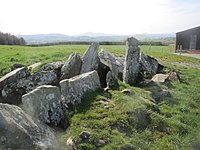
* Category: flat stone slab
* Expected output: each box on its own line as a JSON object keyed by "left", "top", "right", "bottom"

{"left": 0, "top": 103, "right": 55, "bottom": 150}
{"left": 60, "top": 70, "right": 100, "bottom": 105}
{"left": 0, "top": 67, "right": 30, "bottom": 89}
{"left": 22, "top": 85, "right": 65, "bottom": 126}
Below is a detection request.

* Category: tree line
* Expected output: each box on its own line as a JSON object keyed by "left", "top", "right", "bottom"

{"left": 28, "top": 41, "right": 169, "bottom": 47}
{"left": 0, "top": 32, "right": 26, "bottom": 45}
{"left": 27, "top": 41, "right": 126, "bottom": 47}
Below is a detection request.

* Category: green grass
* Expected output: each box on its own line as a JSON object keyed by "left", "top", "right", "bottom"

{"left": 65, "top": 78, "right": 200, "bottom": 150}
{"left": 1, "top": 44, "right": 200, "bottom": 149}
{"left": 1, "top": 44, "right": 197, "bottom": 77}
{"left": 0, "top": 45, "right": 88, "bottom": 76}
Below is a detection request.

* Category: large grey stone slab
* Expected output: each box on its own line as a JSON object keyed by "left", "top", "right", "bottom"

{"left": 61, "top": 52, "right": 82, "bottom": 80}
{"left": 22, "top": 85, "right": 65, "bottom": 126}
{"left": 123, "top": 37, "right": 140, "bottom": 85}
{"left": 81, "top": 42, "right": 99, "bottom": 73}
{"left": 139, "top": 52, "right": 159, "bottom": 76}
{"left": 17, "top": 70, "right": 58, "bottom": 93}
{"left": 0, "top": 67, "right": 30, "bottom": 90}
{"left": 0, "top": 67, "right": 30, "bottom": 104}
{"left": 0, "top": 103, "right": 55, "bottom": 150}
{"left": 60, "top": 70, "right": 100, "bottom": 105}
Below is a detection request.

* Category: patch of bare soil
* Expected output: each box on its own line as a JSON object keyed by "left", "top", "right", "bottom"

{"left": 174, "top": 53, "right": 200, "bottom": 59}
{"left": 172, "top": 62, "right": 200, "bottom": 69}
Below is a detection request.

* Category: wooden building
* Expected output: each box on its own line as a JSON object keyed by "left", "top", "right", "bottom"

{"left": 176, "top": 26, "right": 200, "bottom": 52}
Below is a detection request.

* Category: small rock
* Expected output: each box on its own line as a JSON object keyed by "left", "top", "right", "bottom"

{"left": 160, "top": 90, "right": 172, "bottom": 99}
{"left": 99, "top": 100, "right": 109, "bottom": 105}
{"left": 147, "top": 84, "right": 172, "bottom": 103}
{"left": 79, "top": 131, "right": 91, "bottom": 142}
{"left": 167, "top": 70, "right": 180, "bottom": 82}
{"left": 104, "top": 105, "right": 111, "bottom": 109}
{"left": 121, "top": 89, "right": 134, "bottom": 95}
{"left": 152, "top": 74, "right": 169, "bottom": 83}
{"left": 10, "top": 64, "right": 25, "bottom": 71}
{"left": 96, "top": 140, "right": 106, "bottom": 147}
{"left": 154, "top": 90, "right": 172, "bottom": 103}
{"left": 103, "top": 91, "right": 112, "bottom": 99}
{"left": 66, "top": 137, "right": 77, "bottom": 150}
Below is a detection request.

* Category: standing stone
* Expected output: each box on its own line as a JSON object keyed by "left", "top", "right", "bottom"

{"left": 123, "top": 37, "right": 140, "bottom": 85}
{"left": 0, "top": 103, "right": 55, "bottom": 150}
{"left": 81, "top": 42, "right": 99, "bottom": 73}
{"left": 22, "top": 85, "right": 65, "bottom": 126}
{"left": 61, "top": 52, "right": 82, "bottom": 80}
{"left": 60, "top": 70, "right": 100, "bottom": 105}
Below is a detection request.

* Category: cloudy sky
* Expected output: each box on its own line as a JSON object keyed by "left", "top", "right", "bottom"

{"left": 0, "top": 0, "right": 200, "bottom": 35}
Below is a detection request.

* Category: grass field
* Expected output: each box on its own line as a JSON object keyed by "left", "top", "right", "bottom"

{"left": 0, "top": 44, "right": 176, "bottom": 77}
{"left": 1, "top": 44, "right": 200, "bottom": 149}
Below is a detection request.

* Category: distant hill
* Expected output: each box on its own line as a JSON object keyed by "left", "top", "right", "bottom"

{"left": 78, "top": 32, "right": 121, "bottom": 37}
{"left": 17, "top": 33, "right": 175, "bottom": 44}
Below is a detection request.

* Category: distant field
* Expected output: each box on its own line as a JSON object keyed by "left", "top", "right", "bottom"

{"left": 0, "top": 44, "right": 175, "bottom": 77}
